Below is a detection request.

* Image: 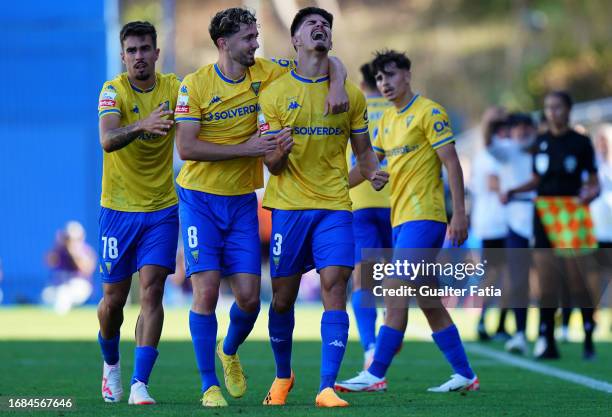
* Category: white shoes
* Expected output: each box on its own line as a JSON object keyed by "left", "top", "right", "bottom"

{"left": 128, "top": 381, "right": 156, "bottom": 405}
{"left": 427, "top": 374, "right": 480, "bottom": 392}
{"left": 335, "top": 370, "right": 387, "bottom": 392}
{"left": 505, "top": 333, "right": 528, "bottom": 355}
{"left": 102, "top": 361, "right": 123, "bottom": 403}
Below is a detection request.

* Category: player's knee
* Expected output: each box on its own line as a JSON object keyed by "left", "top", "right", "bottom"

{"left": 192, "top": 286, "right": 218, "bottom": 311}
{"left": 103, "top": 293, "right": 127, "bottom": 312}
{"left": 140, "top": 283, "right": 164, "bottom": 308}
{"left": 271, "top": 296, "right": 294, "bottom": 314}
{"left": 321, "top": 279, "right": 347, "bottom": 301}
{"left": 235, "top": 295, "right": 260, "bottom": 314}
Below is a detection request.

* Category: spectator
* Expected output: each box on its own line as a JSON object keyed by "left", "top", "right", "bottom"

{"left": 490, "top": 112, "right": 537, "bottom": 354}
{"left": 472, "top": 106, "right": 510, "bottom": 341}
{"left": 42, "top": 221, "right": 96, "bottom": 314}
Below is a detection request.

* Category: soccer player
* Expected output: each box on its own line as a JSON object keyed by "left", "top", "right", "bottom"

{"left": 258, "top": 7, "right": 388, "bottom": 408}
{"left": 336, "top": 50, "right": 479, "bottom": 393}
{"left": 347, "top": 62, "right": 393, "bottom": 370}
{"left": 174, "top": 7, "right": 349, "bottom": 407}
{"left": 97, "top": 21, "right": 179, "bottom": 405}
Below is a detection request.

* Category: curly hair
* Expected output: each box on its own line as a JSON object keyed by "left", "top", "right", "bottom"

{"left": 209, "top": 8, "right": 257, "bottom": 47}
{"left": 371, "top": 49, "right": 412, "bottom": 74}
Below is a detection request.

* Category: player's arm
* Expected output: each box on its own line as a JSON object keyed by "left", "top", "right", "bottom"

{"left": 99, "top": 104, "right": 173, "bottom": 152}
{"left": 501, "top": 174, "right": 540, "bottom": 204}
{"left": 325, "top": 57, "right": 349, "bottom": 115}
{"left": 348, "top": 132, "right": 388, "bottom": 190}
{"left": 263, "top": 128, "right": 294, "bottom": 175}
{"left": 176, "top": 122, "right": 279, "bottom": 161}
{"left": 436, "top": 144, "right": 467, "bottom": 247}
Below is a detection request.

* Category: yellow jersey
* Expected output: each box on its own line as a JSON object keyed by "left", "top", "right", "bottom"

{"left": 175, "top": 58, "right": 294, "bottom": 196}
{"left": 97, "top": 72, "right": 180, "bottom": 212}
{"left": 374, "top": 94, "right": 454, "bottom": 226}
{"left": 346, "top": 95, "right": 392, "bottom": 210}
{"left": 259, "top": 70, "right": 368, "bottom": 211}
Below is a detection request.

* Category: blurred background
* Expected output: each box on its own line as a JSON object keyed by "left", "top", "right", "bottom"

{"left": 0, "top": 0, "right": 611, "bottom": 315}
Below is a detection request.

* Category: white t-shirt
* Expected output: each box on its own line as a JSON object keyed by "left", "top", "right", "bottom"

{"left": 590, "top": 158, "right": 612, "bottom": 242}
{"left": 488, "top": 138, "right": 535, "bottom": 239}
{"left": 470, "top": 149, "right": 508, "bottom": 240}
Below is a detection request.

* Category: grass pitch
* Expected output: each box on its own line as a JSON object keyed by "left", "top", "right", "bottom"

{"left": 0, "top": 306, "right": 610, "bottom": 416}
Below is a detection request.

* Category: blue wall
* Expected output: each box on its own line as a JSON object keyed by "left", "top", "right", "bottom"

{"left": 0, "top": 1, "right": 107, "bottom": 303}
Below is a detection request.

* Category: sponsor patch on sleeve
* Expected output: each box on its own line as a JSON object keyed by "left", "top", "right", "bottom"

{"left": 258, "top": 112, "right": 270, "bottom": 132}
{"left": 99, "top": 99, "right": 116, "bottom": 107}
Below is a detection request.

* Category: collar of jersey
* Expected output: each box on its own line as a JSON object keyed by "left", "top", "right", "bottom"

{"left": 398, "top": 94, "right": 420, "bottom": 114}
{"left": 214, "top": 64, "right": 246, "bottom": 84}
{"left": 129, "top": 78, "right": 156, "bottom": 93}
{"left": 290, "top": 70, "right": 329, "bottom": 84}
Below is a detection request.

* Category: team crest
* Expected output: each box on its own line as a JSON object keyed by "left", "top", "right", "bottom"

{"left": 251, "top": 81, "right": 262, "bottom": 96}
{"left": 105, "top": 262, "right": 112, "bottom": 274}
{"left": 273, "top": 256, "right": 280, "bottom": 267}
{"left": 191, "top": 249, "right": 199, "bottom": 264}
{"left": 535, "top": 153, "right": 549, "bottom": 174}
{"left": 564, "top": 155, "right": 577, "bottom": 173}
{"left": 405, "top": 115, "right": 415, "bottom": 127}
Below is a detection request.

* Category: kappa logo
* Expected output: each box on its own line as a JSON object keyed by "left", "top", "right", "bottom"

{"left": 270, "top": 336, "right": 286, "bottom": 343}
{"left": 287, "top": 100, "right": 301, "bottom": 111}
{"left": 209, "top": 95, "right": 222, "bottom": 105}
{"left": 328, "top": 340, "right": 345, "bottom": 348}
{"left": 432, "top": 108, "right": 441, "bottom": 115}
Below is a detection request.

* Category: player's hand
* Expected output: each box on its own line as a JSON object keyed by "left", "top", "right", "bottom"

{"left": 243, "top": 131, "right": 279, "bottom": 157}
{"left": 447, "top": 213, "right": 468, "bottom": 247}
{"left": 578, "top": 184, "right": 600, "bottom": 205}
{"left": 499, "top": 192, "right": 510, "bottom": 205}
{"left": 276, "top": 128, "right": 294, "bottom": 156}
{"left": 139, "top": 103, "right": 174, "bottom": 136}
{"left": 324, "top": 84, "right": 349, "bottom": 115}
{"left": 369, "top": 170, "right": 389, "bottom": 191}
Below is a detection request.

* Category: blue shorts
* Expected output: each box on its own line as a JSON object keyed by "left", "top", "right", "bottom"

{"left": 353, "top": 208, "right": 392, "bottom": 263}
{"left": 98, "top": 205, "right": 179, "bottom": 283}
{"left": 392, "top": 220, "right": 447, "bottom": 249}
{"left": 270, "top": 209, "right": 354, "bottom": 278}
{"left": 178, "top": 187, "right": 260, "bottom": 278}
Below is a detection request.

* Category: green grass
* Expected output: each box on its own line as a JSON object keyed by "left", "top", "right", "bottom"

{"left": 0, "top": 307, "right": 610, "bottom": 416}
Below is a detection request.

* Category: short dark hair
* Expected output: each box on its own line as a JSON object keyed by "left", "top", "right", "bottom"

{"left": 290, "top": 7, "right": 333, "bottom": 37}
{"left": 209, "top": 8, "right": 257, "bottom": 48}
{"left": 546, "top": 90, "right": 573, "bottom": 110}
{"left": 120, "top": 21, "right": 157, "bottom": 48}
{"left": 360, "top": 62, "right": 377, "bottom": 90}
{"left": 508, "top": 112, "right": 535, "bottom": 127}
{"left": 372, "top": 50, "right": 412, "bottom": 74}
